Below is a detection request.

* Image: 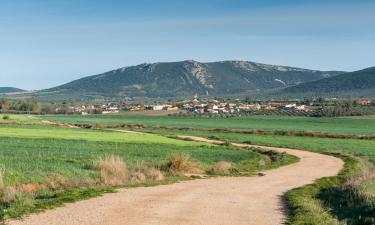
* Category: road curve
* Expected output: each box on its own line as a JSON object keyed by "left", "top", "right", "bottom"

{"left": 8, "top": 135, "right": 344, "bottom": 225}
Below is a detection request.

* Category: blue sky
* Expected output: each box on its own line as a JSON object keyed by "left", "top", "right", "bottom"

{"left": 1, "top": 0, "right": 374, "bottom": 90}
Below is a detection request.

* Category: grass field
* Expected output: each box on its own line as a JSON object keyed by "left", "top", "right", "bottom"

{"left": 148, "top": 129, "right": 375, "bottom": 160}
{"left": 1, "top": 113, "right": 374, "bottom": 224}
{"left": 40, "top": 114, "right": 375, "bottom": 135}
{"left": 0, "top": 122, "right": 298, "bottom": 219}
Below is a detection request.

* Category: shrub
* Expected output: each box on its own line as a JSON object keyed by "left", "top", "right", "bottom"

{"left": 2, "top": 115, "right": 10, "bottom": 120}
{"left": 129, "top": 172, "right": 146, "bottom": 183}
{"left": 92, "top": 155, "right": 128, "bottom": 185}
{"left": 1, "top": 185, "right": 35, "bottom": 206}
{"left": 166, "top": 153, "right": 202, "bottom": 174}
{"left": 134, "top": 162, "right": 164, "bottom": 181}
{"left": 46, "top": 173, "right": 69, "bottom": 190}
{"left": 209, "top": 161, "right": 233, "bottom": 174}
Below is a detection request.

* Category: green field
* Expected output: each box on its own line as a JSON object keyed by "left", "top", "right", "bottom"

{"left": 1, "top": 113, "right": 374, "bottom": 224}
{"left": 148, "top": 129, "right": 375, "bottom": 160}
{"left": 0, "top": 125, "right": 276, "bottom": 185}
{"left": 40, "top": 114, "right": 375, "bottom": 135}
{"left": 0, "top": 125, "right": 202, "bottom": 146}
{"left": 0, "top": 122, "right": 298, "bottom": 219}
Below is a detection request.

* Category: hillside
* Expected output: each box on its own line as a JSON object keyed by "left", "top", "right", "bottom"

{"left": 36, "top": 60, "right": 343, "bottom": 100}
{"left": 0, "top": 87, "right": 24, "bottom": 94}
{"left": 281, "top": 67, "right": 375, "bottom": 97}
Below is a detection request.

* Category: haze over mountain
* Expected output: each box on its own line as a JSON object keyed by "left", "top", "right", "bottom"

{"left": 0, "top": 87, "right": 25, "bottom": 94}
{"left": 281, "top": 66, "right": 375, "bottom": 97}
{"left": 37, "top": 60, "right": 343, "bottom": 100}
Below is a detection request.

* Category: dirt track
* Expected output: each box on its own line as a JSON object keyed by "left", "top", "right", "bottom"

{"left": 8, "top": 135, "right": 344, "bottom": 225}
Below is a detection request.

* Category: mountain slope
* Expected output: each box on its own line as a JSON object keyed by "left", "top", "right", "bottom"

{"left": 0, "top": 87, "right": 24, "bottom": 94}
{"left": 38, "top": 60, "right": 343, "bottom": 100}
{"left": 281, "top": 67, "right": 375, "bottom": 97}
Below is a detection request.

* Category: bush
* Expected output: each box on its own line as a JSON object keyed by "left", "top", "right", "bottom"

{"left": 92, "top": 155, "right": 128, "bottom": 185}
{"left": 2, "top": 115, "right": 10, "bottom": 120}
{"left": 165, "top": 153, "right": 202, "bottom": 174}
{"left": 134, "top": 162, "right": 164, "bottom": 181}
{"left": 129, "top": 172, "right": 146, "bottom": 183}
{"left": 46, "top": 173, "right": 69, "bottom": 190}
{"left": 209, "top": 161, "right": 233, "bottom": 174}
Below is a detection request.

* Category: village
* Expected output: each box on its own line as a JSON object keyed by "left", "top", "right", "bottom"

{"left": 57, "top": 95, "right": 373, "bottom": 116}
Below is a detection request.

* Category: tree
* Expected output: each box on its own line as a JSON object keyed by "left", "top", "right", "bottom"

{"left": 0, "top": 98, "right": 9, "bottom": 112}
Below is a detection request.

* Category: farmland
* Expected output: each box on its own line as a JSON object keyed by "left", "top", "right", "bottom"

{"left": 41, "top": 114, "right": 375, "bottom": 135}
{"left": 0, "top": 119, "right": 298, "bottom": 219}
{"left": 35, "top": 113, "right": 375, "bottom": 224}
{"left": 1, "top": 113, "right": 374, "bottom": 224}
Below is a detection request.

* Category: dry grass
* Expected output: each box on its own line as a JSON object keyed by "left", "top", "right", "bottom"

{"left": 166, "top": 153, "right": 203, "bottom": 174}
{"left": 258, "top": 159, "right": 266, "bottom": 167}
{"left": 1, "top": 184, "right": 35, "bottom": 205}
{"left": 209, "top": 161, "right": 233, "bottom": 174}
{"left": 129, "top": 172, "right": 146, "bottom": 183}
{"left": 0, "top": 169, "right": 4, "bottom": 192}
{"left": 134, "top": 162, "right": 164, "bottom": 181}
{"left": 46, "top": 173, "right": 70, "bottom": 190}
{"left": 92, "top": 155, "right": 128, "bottom": 185}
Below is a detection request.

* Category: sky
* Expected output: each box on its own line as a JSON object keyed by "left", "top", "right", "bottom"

{"left": 0, "top": 0, "right": 374, "bottom": 90}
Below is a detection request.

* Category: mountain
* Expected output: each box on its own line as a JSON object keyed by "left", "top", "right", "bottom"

{"left": 0, "top": 87, "right": 25, "bottom": 94}
{"left": 37, "top": 60, "right": 343, "bottom": 100}
{"left": 281, "top": 66, "right": 375, "bottom": 97}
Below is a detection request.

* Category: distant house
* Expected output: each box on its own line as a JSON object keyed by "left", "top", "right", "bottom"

{"left": 153, "top": 105, "right": 164, "bottom": 111}
{"left": 102, "top": 106, "right": 119, "bottom": 114}
{"left": 284, "top": 103, "right": 297, "bottom": 108}
{"left": 358, "top": 99, "right": 371, "bottom": 106}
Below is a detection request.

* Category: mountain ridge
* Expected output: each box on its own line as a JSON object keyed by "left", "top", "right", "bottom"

{"left": 37, "top": 60, "right": 343, "bottom": 100}
{"left": 0, "top": 87, "right": 25, "bottom": 94}
{"left": 280, "top": 66, "right": 375, "bottom": 97}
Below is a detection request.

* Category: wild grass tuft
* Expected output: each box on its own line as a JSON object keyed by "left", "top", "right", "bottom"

{"left": 129, "top": 172, "right": 146, "bottom": 183}
{"left": 92, "top": 155, "right": 128, "bottom": 185}
{"left": 209, "top": 161, "right": 233, "bottom": 175}
{"left": 165, "top": 153, "right": 203, "bottom": 174}
{"left": 134, "top": 162, "right": 164, "bottom": 181}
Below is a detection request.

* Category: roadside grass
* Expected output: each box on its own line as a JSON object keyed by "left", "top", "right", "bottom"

{"left": 286, "top": 154, "right": 375, "bottom": 225}
{"left": 0, "top": 124, "right": 297, "bottom": 220}
{"left": 153, "top": 129, "right": 375, "bottom": 224}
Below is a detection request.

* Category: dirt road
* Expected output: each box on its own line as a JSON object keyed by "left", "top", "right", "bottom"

{"left": 8, "top": 135, "right": 344, "bottom": 225}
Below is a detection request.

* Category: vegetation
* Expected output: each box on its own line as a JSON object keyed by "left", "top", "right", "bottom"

{"left": 0, "top": 98, "right": 40, "bottom": 113}
{"left": 148, "top": 129, "right": 375, "bottom": 224}
{"left": 282, "top": 66, "right": 375, "bottom": 97}
{"left": 0, "top": 123, "right": 295, "bottom": 220}
{"left": 286, "top": 155, "right": 375, "bottom": 225}
{"left": 40, "top": 114, "right": 375, "bottom": 135}
{"left": 1, "top": 113, "right": 375, "bottom": 223}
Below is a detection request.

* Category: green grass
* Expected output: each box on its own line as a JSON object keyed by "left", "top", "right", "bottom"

{"left": 0, "top": 114, "right": 40, "bottom": 123}
{"left": 40, "top": 114, "right": 375, "bottom": 135}
{"left": 146, "top": 129, "right": 375, "bottom": 224}
{"left": 0, "top": 125, "right": 204, "bottom": 146}
{"left": 149, "top": 129, "right": 375, "bottom": 160}
{"left": 0, "top": 123, "right": 298, "bottom": 220}
{"left": 0, "top": 137, "right": 266, "bottom": 185}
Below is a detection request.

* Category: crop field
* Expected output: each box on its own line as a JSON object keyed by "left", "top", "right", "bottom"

{"left": 150, "top": 129, "right": 375, "bottom": 160}
{"left": 0, "top": 121, "right": 300, "bottom": 219}
{"left": 0, "top": 125, "right": 203, "bottom": 146}
{"left": 1, "top": 113, "right": 374, "bottom": 224}
{"left": 0, "top": 125, "right": 277, "bottom": 185}
{"left": 40, "top": 114, "right": 375, "bottom": 135}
